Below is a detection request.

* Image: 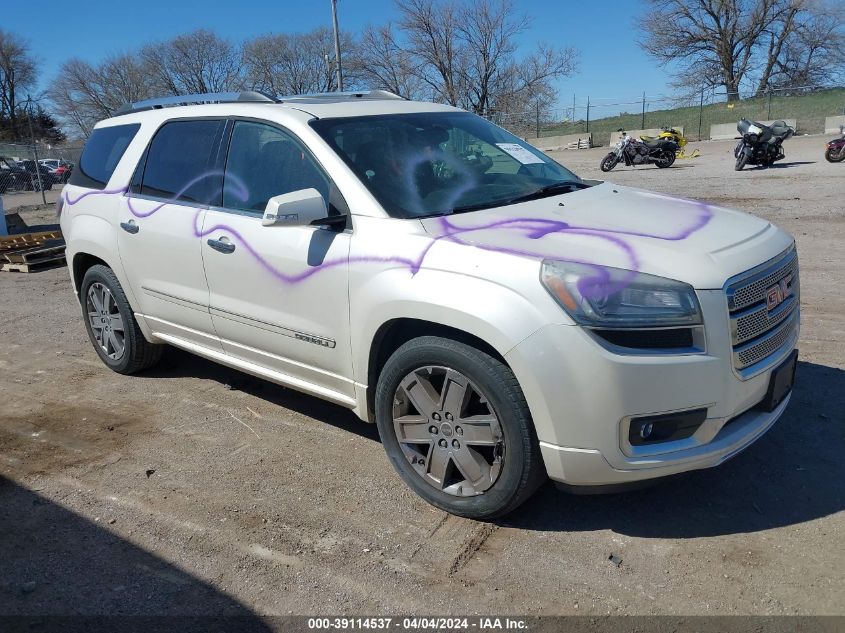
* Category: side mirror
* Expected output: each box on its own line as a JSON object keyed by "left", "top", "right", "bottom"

{"left": 262, "top": 188, "right": 328, "bottom": 227}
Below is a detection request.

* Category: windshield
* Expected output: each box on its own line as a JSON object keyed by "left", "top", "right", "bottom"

{"left": 310, "top": 111, "right": 582, "bottom": 219}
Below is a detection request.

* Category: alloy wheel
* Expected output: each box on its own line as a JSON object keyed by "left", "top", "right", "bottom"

{"left": 86, "top": 282, "right": 126, "bottom": 361}
{"left": 392, "top": 366, "right": 505, "bottom": 497}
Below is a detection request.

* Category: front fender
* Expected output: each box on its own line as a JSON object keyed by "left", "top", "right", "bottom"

{"left": 350, "top": 265, "right": 561, "bottom": 388}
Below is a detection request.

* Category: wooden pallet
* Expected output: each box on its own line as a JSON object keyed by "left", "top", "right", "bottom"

{"left": 1, "top": 256, "right": 66, "bottom": 273}
{"left": 0, "top": 230, "right": 63, "bottom": 252}
{"left": 0, "top": 242, "right": 66, "bottom": 273}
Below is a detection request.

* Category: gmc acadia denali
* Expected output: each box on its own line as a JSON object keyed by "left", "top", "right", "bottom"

{"left": 60, "top": 91, "right": 799, "bottom": 518}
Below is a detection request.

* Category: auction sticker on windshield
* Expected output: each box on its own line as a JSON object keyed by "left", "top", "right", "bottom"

{"left": 495, "top": 143, "right": 545, "bottom": 164}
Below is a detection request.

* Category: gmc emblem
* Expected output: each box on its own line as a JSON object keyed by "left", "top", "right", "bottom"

{"left": 766, "top": 273, "right": 794, "bottom": 311}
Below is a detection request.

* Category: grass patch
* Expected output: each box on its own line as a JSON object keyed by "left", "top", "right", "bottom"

{"left": 538, "top": 88, "right": 845, "bottom": 145}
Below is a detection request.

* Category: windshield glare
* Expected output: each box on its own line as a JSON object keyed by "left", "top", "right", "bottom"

{"left": 310, "top": 111, "right": 580, "bottom": 218}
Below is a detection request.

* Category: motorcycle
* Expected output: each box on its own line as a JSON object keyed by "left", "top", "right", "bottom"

{"left": 640, "top": 127, "right": 700, "bottom": 158}
{"left": 600, "top": 132, "right": 677, "bottom": 172}
{"left": 825, "top": 126, "right": 845, "bottom": 163}
{"left": 734, "top": 119, "right": 794, "bottom": 170}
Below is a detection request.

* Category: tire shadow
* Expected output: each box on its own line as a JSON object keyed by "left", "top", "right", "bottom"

{"left": 141, "top": 347, "right": 380, "bottom": 442}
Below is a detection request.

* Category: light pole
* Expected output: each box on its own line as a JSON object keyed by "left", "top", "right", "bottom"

{"left": 25, "top": 97, "right": 47, "bottom": 206}
{"left": 331, "top": 0, "right": 344, "bottom": 91}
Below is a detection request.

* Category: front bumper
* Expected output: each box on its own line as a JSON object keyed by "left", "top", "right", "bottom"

{"left": 504, "top": 289, "right": 798, "bottom": 487}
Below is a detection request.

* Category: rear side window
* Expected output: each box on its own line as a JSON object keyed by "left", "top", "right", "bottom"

{"left": 69, "top": 123, "right": 140, "bottom": 190}
{"left": 139, "top": 119, "right": 225, "bottom": 205}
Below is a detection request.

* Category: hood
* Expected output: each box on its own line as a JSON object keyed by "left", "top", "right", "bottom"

{"left": 419, "top": 182, "right": 793, "bottom": 289}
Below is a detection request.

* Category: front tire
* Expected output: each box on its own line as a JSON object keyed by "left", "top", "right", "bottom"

{"left": 735, "top": 151, "right": 749, "bottom": 171}
{"left": 600, "top": 153, "right": 618, "bottom": 172}
{"left": 374, "top": 336, "right": 545, "bottom": 519}
{"left": 80, "top": 265, "right": 162, "bottom": 374}
{"left": 826, "top": 147, "right": 845, "bottom": 163}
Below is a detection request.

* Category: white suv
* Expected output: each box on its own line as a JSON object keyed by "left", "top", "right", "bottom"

{"left": 60, "top": 91, "right": 799, "bottom": 518}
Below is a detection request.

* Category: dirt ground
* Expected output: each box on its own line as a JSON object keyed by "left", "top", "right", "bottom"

{"left": 1, "top": 134, "right": 843, "bottom": 618}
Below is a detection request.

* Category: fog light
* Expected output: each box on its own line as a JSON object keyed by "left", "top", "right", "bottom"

{"left": 628, "top": 408, "right": 707, "bottom": 446}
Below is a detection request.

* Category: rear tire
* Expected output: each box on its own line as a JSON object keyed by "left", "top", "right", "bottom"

{"left": 826, "top": 147, "right": 845, "bottom": 163}
{"left": 655, "top": 151, "right": 675, "bottom": 168}
{"left": 374, "top": 336, "right": 545, "bottom": 519}
{"left": 80, "top": 265, "right": 162, "bottom": 375}
{"left": 600, "top": 153, "right": 618, "bottom": 172}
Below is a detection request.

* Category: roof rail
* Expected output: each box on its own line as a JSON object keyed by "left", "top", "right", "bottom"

{"left": 276, "top": 90, "right": 405, "bottom": 103}
{"left": 114, "top": 91, "right": 278, "bottom": 115}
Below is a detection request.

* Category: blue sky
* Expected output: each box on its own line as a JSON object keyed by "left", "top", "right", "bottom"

{"left": 4, "top": 0, "right": 677, "bottom": 114}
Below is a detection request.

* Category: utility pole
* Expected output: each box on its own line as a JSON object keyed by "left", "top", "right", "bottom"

{"left": 331, "top": 0, "right": 344, "bottom": 91}
{"left": 698, "top": 87, "right": 705, "bottom": 141}
{"left": 586, "top": 96, "right": 590, "bottom": 133}
{"left": 641, "top": 92, "right": 646, "bottom": 129}
{"left": 25, "top": 97, "right": 46, "bottom": 206}
{"left": 535, "top": 101, "right": 541, "bottom": 138}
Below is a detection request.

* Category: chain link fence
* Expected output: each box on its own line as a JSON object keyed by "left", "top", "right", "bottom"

{"left": 490, "top": 85, "right": 845, "bottom": 147}
{"left": 1, "top": 142, "right": 82, "bottom": 218}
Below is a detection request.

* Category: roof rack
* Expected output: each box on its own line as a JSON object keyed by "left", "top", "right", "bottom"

{"left": 276, "top": 90, "right": 405, "bottom": 103}
{"left": 113, "top": 89, "right": 406, "bottom": 117}
{"left": 114, "top": 91, "right": 278, "bottom": 115}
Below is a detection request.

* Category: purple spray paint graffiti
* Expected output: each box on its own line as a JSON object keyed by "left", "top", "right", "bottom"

{"left": 62, "top": 172, "right": 713, "bottom": 294}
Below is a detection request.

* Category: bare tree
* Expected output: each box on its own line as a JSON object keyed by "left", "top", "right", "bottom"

{"left": 0, "top": 30, "right": 38, "bottom": 140}
{"left": 640, "top": 0, "right": 845, "bottom": 99}
{"left": 142, "top": 29, "right": 243, "bottom": 95}
{"left": 242, "top": 28, "right": 357, "bottom": 95}
{"left": 397, "top": 0, "right": 466, "bottom": 106}
{"left": 396, "top": 0, "right": 577, "bottom": 115}
{"left": 639, "top": 0, "right": 806, "bottom": 100}
{"left": 765, "top": 1, "right": 845, "bottom": 89}
{"left": 49, "top": 54, "right": 157, "bottom": 137}
{"left": 357, "top": 23, "right": 426, "bottom": 99}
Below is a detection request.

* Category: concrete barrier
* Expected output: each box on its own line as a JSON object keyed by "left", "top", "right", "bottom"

{"left": 526, "top": 132, "right": 592, "bottom": 151}
{"left": 710, "top": 119, "right": 797, "bottom": 140}
{"left": 825, "top": 116, "right": 845, "bottom": 134}
{"left": 608, "top": 127, "right": 684, "bottom": 147}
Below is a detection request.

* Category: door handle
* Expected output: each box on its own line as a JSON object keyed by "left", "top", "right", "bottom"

{"left": 207, "top": 238, "right": 236, "bottom": 254}
{"left": 120, "top": 221, "right": 139, "bottom": 234}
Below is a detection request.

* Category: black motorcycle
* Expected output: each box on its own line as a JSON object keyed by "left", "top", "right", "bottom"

{"left": 600, "top": 132, "right": 677, "bottom": 172}
{"left": 734, "top": 119, "right": 794, "bottom": 171}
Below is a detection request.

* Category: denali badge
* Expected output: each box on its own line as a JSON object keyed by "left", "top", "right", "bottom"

{"left": 766, "top": 273, "right": 794, "bottom": 311}
{"left": 295, "top": 332, "right": 336, "bottom": 348}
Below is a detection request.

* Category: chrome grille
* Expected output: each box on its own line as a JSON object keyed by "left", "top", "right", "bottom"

{"left": 733, "top": 295, "right": 797, "bottom": 345}
{"left": 725, "top": 248, "right": 799, "bottom": 377}
{"left": 728, "top": 252, "right": 798, "bottom": 311}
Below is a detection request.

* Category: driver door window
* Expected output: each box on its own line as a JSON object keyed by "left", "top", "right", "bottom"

{"left": 223, "top": 121, "right": 329, "bottom": 213}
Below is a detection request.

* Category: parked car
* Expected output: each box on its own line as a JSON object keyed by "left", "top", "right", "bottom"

{"left": 0, "top": 156, "right": 30, "bottom": 193}
{"left": 39, "top": 158, "right": 74, "bottom": 183}
{"left": 55, "top": 162, "right": 73, "bottom": 183}
{"left": 17, "top": 160, "right": 55, "bottom": 190}
{"left": 61, "top": 91, "right": 799, "bottom": 518}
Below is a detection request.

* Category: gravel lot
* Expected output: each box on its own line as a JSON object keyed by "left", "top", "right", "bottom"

{"left": 1, "top": 134, "right": 843, "bottom": 618}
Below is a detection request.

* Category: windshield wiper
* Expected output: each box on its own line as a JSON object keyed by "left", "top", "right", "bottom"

{"left": 506, "top": 180, "right": 590, "bottom": 204}
{"left": 425, "top": 181, "right": 590, "bottom": 217}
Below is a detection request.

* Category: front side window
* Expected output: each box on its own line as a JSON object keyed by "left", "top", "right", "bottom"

{"left": 70, "top": 123, "right": 140, "bottom": 190}
{"left": 223, "top": 120, "right": 330, "bottom": 213}
{"left": 140, "top": 119, "right": 225, "bottom": 205}
{"left": 310, "top": 111, "right": 582, "bottom": 219}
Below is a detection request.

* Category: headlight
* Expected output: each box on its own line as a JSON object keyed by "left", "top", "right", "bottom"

{"left": 540, "top": 260, "right": 702, "bottom": 328}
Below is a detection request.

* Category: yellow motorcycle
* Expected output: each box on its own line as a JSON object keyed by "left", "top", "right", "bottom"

{"left": 640, "top": 127, "right": 700, "bottom": 159}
